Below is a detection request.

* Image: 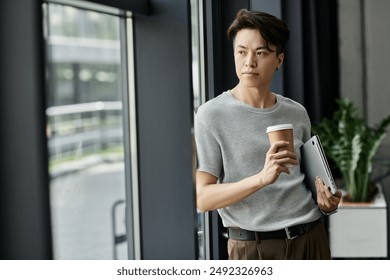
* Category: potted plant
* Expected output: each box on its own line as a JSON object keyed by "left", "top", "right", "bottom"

{"left": 312, "top": 98, "right": 390, "bottom": 258}
{"left": 313, "top": 98, "right": 390, "bottom": 202}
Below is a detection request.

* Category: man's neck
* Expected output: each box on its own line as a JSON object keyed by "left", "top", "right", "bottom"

{"left": 231, "top": 85, "right": 276, "bottom": 109}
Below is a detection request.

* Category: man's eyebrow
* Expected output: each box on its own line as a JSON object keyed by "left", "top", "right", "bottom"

{"left": 256, "top": 46, "right": 268, "bottom": 50}
{"left": 258, "top": 45, "right": 276, "bottom": 52}
{"left": 236, "top": 45, "right": 269, "bottom": 50}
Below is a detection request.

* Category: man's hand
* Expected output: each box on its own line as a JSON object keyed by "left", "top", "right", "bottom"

{"left": 315, "top": 176, "right": 342, "bottom": 213}
{"left": 258, "top": 141, "right": 298, "bottom": 186}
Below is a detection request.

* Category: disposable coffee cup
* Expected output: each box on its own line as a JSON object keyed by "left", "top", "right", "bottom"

{"left": 266, "top": 124, "right": 294, "bottom": 154}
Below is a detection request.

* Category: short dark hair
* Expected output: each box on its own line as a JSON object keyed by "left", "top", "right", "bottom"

{"left": 227, "top": 9, "right": 289, "bottom": 55}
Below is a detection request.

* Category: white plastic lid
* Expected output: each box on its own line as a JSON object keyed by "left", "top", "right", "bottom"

{"left": 266, "top": 123, "right": 293, "bottom": 133}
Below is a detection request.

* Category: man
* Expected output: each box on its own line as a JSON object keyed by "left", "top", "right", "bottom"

{"left": 194, "top": 9, "right": 341, "bottom": 260}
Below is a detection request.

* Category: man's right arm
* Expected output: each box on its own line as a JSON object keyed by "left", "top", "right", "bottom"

{"left": 196, "top": 170, "right": 263, "bottom": 212}
{"left": 195, "top": 141, "right": 297, "bottom": 212}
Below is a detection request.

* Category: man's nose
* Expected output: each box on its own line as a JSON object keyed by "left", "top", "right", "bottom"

{"left": 245, "top": 53, "right": 257, "bottom": 67}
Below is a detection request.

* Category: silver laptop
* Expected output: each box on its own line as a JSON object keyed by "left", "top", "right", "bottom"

{"left": 301, "top": 135, "right": 337, "bottom": 200}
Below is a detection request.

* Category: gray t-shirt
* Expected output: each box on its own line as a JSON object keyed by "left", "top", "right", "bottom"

{"left": 195, "top": 91, "right": 321, "bottom": 231}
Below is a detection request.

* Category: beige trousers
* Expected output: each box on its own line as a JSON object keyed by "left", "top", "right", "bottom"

{"left": 227, "top": 221, "right": 331, "bottom": 260}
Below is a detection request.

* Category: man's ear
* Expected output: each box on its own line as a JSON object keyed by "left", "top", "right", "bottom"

{"left": 275, "top": 53, "right": 284, "bottom": 71}
{"left": 277, "top": 53, "right": 284, "bottom": 66}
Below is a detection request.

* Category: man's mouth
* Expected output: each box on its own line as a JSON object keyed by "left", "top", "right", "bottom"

{"left": 242, "top": 72, "right": 259, "bottom": 75}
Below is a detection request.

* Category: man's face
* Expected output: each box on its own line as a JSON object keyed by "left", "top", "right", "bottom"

{"left": 233, "top": 28, "right": 283, "bottom": 89}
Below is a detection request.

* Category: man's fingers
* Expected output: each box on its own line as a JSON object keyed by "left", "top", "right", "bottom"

{"left": 315, "top": 176, "right": 341, "bottom": 211}
{"left": 316, "top": 176, "right": 342, "bottom": 198}
{"left": 334, "top": 190, "right": 343, "bottom": 198}
{"left": 268, "top": 141, "right": 290, "bottom": 153}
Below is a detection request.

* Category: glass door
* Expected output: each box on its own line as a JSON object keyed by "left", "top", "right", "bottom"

{"left": 43, "top": 1, "right": 135, "bottom": 259}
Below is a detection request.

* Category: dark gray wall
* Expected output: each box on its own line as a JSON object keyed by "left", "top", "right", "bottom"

{"left": 133, "top": 0, "right": 198, "bottom": 259}
{"left": 0, "top": 0, "right": 52, "bottom": 259}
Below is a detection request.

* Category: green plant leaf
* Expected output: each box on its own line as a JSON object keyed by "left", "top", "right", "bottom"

{"left": 312, "top": 98, "right": 390, "bottom": 202}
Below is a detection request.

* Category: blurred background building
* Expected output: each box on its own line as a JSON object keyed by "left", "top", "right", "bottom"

{"left": 0, "top": 0, "right": 389, "bottom": 260}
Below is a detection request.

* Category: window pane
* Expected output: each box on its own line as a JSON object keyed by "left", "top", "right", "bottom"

{"left": 44, "top": 3, "right": 129, "bottom": 260}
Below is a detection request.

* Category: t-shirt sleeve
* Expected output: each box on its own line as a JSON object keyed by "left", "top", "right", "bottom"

{"left": 194, "top": 111, "right": 222, "bottom": 179}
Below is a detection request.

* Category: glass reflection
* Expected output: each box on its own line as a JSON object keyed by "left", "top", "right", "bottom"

{"left": 44, "top": 3, "right": 128, "bottom": 259}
